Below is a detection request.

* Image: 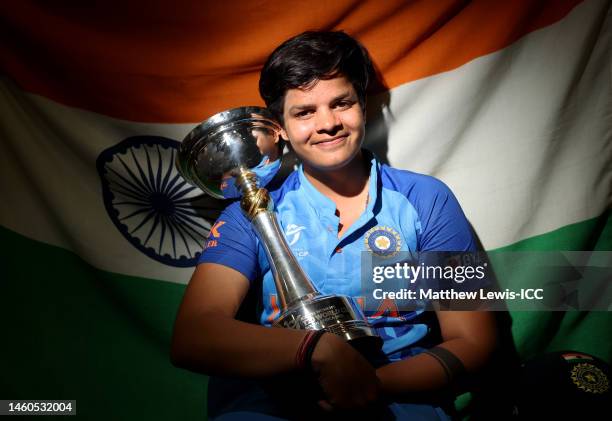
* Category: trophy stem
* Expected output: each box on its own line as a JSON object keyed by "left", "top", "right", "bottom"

{"left": 251, "top": 211, "right": 320, "bottom": 309}
{"left": 235, "top": 167, "right": 319, "bottom": 309}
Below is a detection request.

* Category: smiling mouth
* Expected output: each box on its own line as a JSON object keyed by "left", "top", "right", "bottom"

{"left": 313, "top": 135, "right": 347, "bottom": 146}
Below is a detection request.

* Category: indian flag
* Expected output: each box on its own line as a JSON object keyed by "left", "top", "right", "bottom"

{"left": 1, "top": 0, "right": 610, "bottom": 419}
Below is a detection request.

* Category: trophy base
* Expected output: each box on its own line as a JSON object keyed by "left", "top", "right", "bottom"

{"left": 274, "top": 295, "right": 383, "bottom": 354}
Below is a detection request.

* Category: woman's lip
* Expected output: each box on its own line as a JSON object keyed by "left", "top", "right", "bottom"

{"left": 313, "top": 135, "right": 347, "bottom": 147}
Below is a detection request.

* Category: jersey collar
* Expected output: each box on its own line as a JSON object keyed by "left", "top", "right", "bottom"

{"left": 297, "top": 150, "right": 380, "bottom": 236}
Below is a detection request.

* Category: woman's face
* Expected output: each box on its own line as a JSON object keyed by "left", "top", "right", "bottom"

{"left": 280, "top": 76, "right": 365, "bottom": 173}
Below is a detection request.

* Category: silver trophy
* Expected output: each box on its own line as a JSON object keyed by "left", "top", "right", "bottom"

{"left": 177, "top": 107, "right": 382, "bottom": 352}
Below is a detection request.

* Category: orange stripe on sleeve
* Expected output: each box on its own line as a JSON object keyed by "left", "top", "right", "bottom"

{"left": 267, "top": 294, "right": 280, "bottom": 324}
{"left": 355, "top": 296, "right": 365, "bottom": 311}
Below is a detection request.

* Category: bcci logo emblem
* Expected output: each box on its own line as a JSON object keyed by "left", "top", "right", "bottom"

{"left": 364, "top": 226, "right": 401, "bottom": 258}
{"left": 570, "top": 363, "right": 609, "bottom": 394}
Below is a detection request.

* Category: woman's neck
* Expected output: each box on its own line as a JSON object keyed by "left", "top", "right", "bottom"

{"left": 303, "top": 152, "right": 370, "bottom": 200}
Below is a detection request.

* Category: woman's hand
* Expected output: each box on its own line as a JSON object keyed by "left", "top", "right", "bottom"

{"left": 376, "top": 311, "right": 497, "bottom": 399}
{"left": 311, "top": 333, "right": 381, "bottom": 410}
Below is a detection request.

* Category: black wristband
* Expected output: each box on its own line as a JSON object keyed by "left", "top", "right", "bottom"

{"left": 424, "top": 346, "right": 466, "bottom": 383}
{"left": 303, "top": 330, "right": 326, "bottom": 373}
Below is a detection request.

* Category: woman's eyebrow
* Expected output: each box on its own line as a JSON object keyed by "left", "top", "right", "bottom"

{"left": 288, "top": 92, "right": 355, "bottom": 113}
{"left": 288, "top": 104, "right": 315, "bottom": 113}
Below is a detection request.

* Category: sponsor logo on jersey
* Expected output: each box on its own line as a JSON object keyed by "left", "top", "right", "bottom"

{"left": 206, "top": 220, "right": 226, "bottom": 248}
{"left": 210, "top": 221, "right": 226, "bottom": 238}
{"left": 364, "top": 226, "right": 402, "bottom": 258}
{"left": 285, "top": 223, "right": 306, "bottom": 246}
{"left": 293, "top": 248, "right": 309, "bottom": 258}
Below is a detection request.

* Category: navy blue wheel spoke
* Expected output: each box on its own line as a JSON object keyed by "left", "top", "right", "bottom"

{"left": 168, "top": 216, "right": 192, "bottom": 256}
{"left": 174, "top": 207, "right": 212, "bottom": 220}
{"left": 106, "top": 166, "right": 151, "bottom": 200}
{"left": 172, "top": 215, "right": 205, "bottom": 246}
{"left": 173, "top": 219, "right": 207, "bottom": 245}
{"left": 166, "top": 178, "right": 189, "bottom": 199}
{"left": 129, "top": 149, "right": 155, "bottom": 193}
{"left": 109, "top": 184, "right": 150, "bottom": 203}
{"left": 160, "top": 149, "right": 175, "bottom": 194}
{"left": 172, "top": 212, "right": 209, "bottom": 238}
{"left": 163, "top": 173, "right": 182, "bottom": 195}
{"left": 129, "top": 209, "right": 157, "bottom": 235}
{"left": 170, "top": 185, "right": 198, "bottom": 201}
{"left": 165, "top": 216, "right": 179, "bottom": 258}
{"left": 183, "top": 221, "right": 208, "bottom": 242}
{"left": 158, "top": 216, "right": 168, "bottom": 254}
{"left": 116, "top": 154, "right": 153, "bottom": 194}
{"left": 143, "top": 213, "right": 161, "bottom": 247}
{"left": 172, "top": 209, "right": 209, "bottom": 234}
{"left": 163, "top": 173, "right": 184, "bottom": 196}
{"left": 110, "top": 176, "right": 149, "bottom": 201}
{"left": 113, "top": 200, "right": 150, "bottom": 206}
{"left": 119, "top": 206, "right": 154, "bottom": 222}
{"left": 155, "top": 145, "right": 164, "bottom": 193}
{"left": 173, "top": 197, "right": 206, "bottom": 204}
{"left": 144, "top": 146, "right": 158, "bottom": 192}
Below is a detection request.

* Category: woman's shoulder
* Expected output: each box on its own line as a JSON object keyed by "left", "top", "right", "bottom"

{"left": 379, "top": 163, "right": 453, "bottom": 200}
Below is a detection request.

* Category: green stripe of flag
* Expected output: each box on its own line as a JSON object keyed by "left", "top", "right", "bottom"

{"left": 0, "top": 225, "right": 206, "bottom": 420}
{"left": 1, "top": 211, "right": 610, "bottom": 419}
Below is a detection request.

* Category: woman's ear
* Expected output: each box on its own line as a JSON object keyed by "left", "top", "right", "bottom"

{"left": 279, "top": 127, "right": 288, "bottom": 141}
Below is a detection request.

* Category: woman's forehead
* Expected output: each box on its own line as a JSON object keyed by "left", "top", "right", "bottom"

{"left": 283, "top": 77, "right": 356, "bottom": 108}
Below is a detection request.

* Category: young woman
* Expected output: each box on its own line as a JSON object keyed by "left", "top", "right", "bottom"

{"left": 171, "top": 31, "right": 497, "bottom": 420}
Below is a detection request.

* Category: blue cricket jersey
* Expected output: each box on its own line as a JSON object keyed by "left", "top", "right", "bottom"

{"left": 199, "top": 151, "right": 476, "bottom": 362}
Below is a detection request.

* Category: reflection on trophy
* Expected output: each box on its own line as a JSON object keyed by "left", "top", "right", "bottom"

{"left": 177, "top": 106, "right": 382, "bottom": 353}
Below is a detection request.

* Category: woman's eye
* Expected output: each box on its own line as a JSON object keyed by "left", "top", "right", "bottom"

{"left": 295, "top": 110, "right": 312, "bottom": 118}
{"left": 334, "top": 101, "right": 352, "bottom": 109}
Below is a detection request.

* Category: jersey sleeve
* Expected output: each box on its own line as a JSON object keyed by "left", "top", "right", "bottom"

{"left": 197, "top": 202, "right": 260, "bottom": 282}
{"left": 413, "top": 177, "right": 476, "bottom": 252}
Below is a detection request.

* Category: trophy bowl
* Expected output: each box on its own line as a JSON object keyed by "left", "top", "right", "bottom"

{"left": 177, "top": 106, "right": 283, "bottom": 200}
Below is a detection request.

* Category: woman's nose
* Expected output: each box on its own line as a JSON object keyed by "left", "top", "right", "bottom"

{"left": 315, "top": 108, "right": 340, "bottom": 133}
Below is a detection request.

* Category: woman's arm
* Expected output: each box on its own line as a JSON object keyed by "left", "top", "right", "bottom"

{"left": 170, "top": 262, "right": 307, "bottom": 376}
{"left": 376, "top": 310, "right": 497, "bottom": 398}
{"left": 170, "top": 262, "right": 380, "bottom": 408}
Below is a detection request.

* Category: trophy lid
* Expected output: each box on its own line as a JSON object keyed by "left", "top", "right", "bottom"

{"left": 177, "top": 106, "right": 283, "bottom": 199}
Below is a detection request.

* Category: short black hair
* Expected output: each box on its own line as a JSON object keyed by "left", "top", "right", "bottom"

{"left": 259, "top": 31, "right": 374, "bottom": 124}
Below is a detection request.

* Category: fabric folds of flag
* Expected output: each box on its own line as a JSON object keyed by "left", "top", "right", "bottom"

{"left": 0, "top": 0, "right": 610, "bottom": 419}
